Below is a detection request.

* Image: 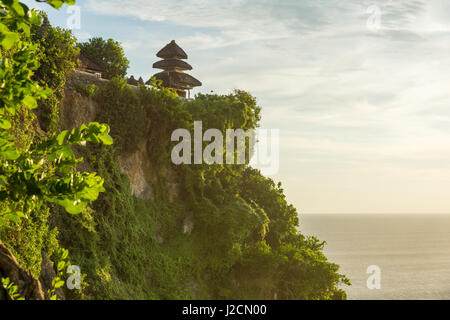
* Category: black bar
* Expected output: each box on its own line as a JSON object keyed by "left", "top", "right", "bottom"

{"left": 0, "top": 300, "right": 444, "bottom": 318}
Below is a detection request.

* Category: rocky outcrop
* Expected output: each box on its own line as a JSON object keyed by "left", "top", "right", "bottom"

{"left": 39, "top": 253, "right": 65, "bottom": 300}
{"left": 0, "top": 241, "right": 45, "bottom": 300}
{"left": 117, "top": 140, "right": 155, "bottom": 201}
{"left": 60, "top": 90, "right": 98, "bottom": 131}
{"left": 116, "top": 140, "right": 181, "bottom": 202}
{"left": 61, "top": 72, "right": 180, "bottom": 203}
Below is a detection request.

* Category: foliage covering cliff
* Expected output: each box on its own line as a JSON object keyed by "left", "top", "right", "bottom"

{"left": 0, "top": 1, "right": 349, "bottom": 300}
{"left": 53, "top": 77, "right": 349, "bottom": 300}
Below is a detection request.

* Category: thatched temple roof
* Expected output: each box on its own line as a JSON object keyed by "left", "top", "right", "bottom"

{"left": 127, "top": 75, "right": 139, "bottom": 86}
{"left": 150, "top": 71, "right": 202, "bottom": 89}
{"left": 78, "top": 53, "right": 107, "bottom": 74}
{"left": 151, "top": 40, "right": 201, "bottom": 97}
{"left": 156, "top": 40, "right": 188, "bottom": 59}
{"left": 153, "top": 59, "right": 193, "bottom": 71}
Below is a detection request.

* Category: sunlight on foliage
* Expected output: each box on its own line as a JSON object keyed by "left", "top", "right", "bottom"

{"left": 1, "top": 277, "right": 24, "bottom": 300}
{"left": 0, "top": 0, "right": 112, "bottom": 226}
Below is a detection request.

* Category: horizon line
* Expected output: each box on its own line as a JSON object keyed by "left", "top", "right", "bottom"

{"left": 301, "top": 212, "right": 450, "bottom": 215}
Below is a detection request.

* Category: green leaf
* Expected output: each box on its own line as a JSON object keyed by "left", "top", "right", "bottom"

{"left": 57, "top": 261, "right": 65, "bottom": 271}
{"left": 54, "top": 280, "right": 65, "bottom": 289}
{"left": 0, "top": 149, "right": 19, "bottom": 160}
{"left": 0, "top": 32, "right": 19, "bottom": 50}
{"left": 2, "top": 278, "right": 10, "bottom": 286}
{"left": 0, "top": 23, "right": 9, "bottom": 33}
{"left": 61, "top": 249, "right": 69, "bottom": 260}
{"left": 1, "top": 0, "right": 14, "bottom": 6}
{"left": 52, "top": 198, "right": 87, "bottom": 215}
{"left": 5, "top": 214, "right": 21, "bottom": 224}
{"left": 28, "top": 10, "right": 42, "bottom": 25}
{"left": 11, "top": 0, "right": 25, "bottom": 16}
{"left": 80, "top": 186, "right": 100, "bottom": 201}
{"left": 22, "top": 96, "right": 37, "bottom": 110}
{"left": 15, "top": 211, "right": 27, "bottom": 219}
{"left": 19, "top": 3, "right": 30, "bottom": 16}
{"left": 46, "top": 0, "right": 64, "bottom": 9}
{"left": 57, "top": 130, "right": 69, "bottom": 145}
{"left": 0, "top": 118, "right": 11, "bottom": 130}
{"left": 18, "top": 23, "right": 30, "bottom": 37}
{"left": 60, "top": 146, "right": 75, "bottom": 159}
{"left": 98, "top": 133, "right": 113, "bottom": 145}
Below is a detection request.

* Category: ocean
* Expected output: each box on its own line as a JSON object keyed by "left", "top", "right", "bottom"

{"left": 299, "top": 214, "right": 450, "bottom": 300}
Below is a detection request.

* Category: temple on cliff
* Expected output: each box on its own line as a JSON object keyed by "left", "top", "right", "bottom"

{"left": 148, "top": 40, "right": 202, "bottom": 99}
{"left": 78, "top": 53, "right": 107, "bottom": 78}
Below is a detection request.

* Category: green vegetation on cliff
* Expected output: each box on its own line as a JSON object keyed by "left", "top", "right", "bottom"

{"left": 0, "top": 0, "right": 349, "bottom": 300}
{"left": 55, "top": 77, "right": 350, "bottom": 299}
{"left": 0, "top": 0, "right": 112, "bottom": 300}
{"left": 78, "top": 37, "right": 130, "bottom": 80}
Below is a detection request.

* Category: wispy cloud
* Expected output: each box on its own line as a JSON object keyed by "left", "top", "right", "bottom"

{"left": 86, "top": 0, "right": 329, "bottom": 30}
{"left": 31, "top": 0, "right": 450, "bottom": 213}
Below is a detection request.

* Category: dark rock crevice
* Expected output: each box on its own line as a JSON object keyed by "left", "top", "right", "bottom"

{"left": 0, "top": 241, "right": 45, "bottom": 300}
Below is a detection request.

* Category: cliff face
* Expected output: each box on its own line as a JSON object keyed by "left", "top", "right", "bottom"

{"left": 60, "top": 71, "right": 179, "bottom": 202}
{"left": 0, "top": 71, "right": 347, "bottom": 300}
{"left": 117, "top": 140, "right": 155, "bottom": 201}
{"left": 60, "top": 88, "right": 97, "bottom": 131}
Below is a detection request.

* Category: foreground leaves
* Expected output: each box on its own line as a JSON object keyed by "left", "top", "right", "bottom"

{"left": 0, "top": 0, "right": 112, "bottom": 226}
{"left": 1, "top": 277, "right": 25, "bottom": 300}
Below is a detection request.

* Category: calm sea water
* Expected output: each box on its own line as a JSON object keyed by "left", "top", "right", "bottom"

{"left": 299, "top": 214, "right": 450, "bottom": 300}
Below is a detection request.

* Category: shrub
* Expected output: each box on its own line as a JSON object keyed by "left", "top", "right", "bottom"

{"left": 94, "top": 77, "right": 147, "bottom": 153}
{"left": 32, "top": 14, "right": 79, "bottom": 133}
{"left": 73, "top": 83, "right": 96, "bottom": 98}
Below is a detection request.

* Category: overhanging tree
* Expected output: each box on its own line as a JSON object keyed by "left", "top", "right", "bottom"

{"left": 77, "top": 37, "right": 129, "bottom": 79}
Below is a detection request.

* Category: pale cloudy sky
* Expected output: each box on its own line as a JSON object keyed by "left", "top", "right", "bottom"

{"left": 24, "top": 0, "right": 450, "bottom": 213}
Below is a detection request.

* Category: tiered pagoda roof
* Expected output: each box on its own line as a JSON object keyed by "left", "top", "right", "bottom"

{"left": 156, "top": 40, "right": 188, "bottom": 59}
{"left": 153, "top": 59, "right": 192, "bottom": 71}
{"left": 148, "top": 40, "right": 202, "bottom": 98}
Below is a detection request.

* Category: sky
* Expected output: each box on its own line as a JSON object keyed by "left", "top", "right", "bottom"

{"left": 23, "top": 0, "right": 450, "bottom": 214}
